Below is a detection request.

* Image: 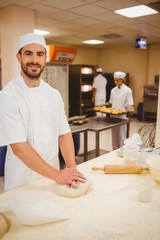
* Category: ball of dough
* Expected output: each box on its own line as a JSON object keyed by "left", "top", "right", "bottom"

{"left": 0, "top": 212, "right": 9, "bottom": 238}
{"left": 56, "top": 179, "right": 92, "bottom": 198}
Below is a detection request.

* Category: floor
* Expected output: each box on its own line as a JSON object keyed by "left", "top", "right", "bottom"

{"left": 76, "top": 117, "right": 146, "bottom": 164}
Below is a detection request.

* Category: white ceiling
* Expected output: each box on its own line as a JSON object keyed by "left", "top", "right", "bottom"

{"left": 0, "top": 0, "right": 160, "bottom": 49}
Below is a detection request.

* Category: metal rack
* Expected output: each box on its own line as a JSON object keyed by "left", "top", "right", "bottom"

{"left": 69, "top": 64, "right": 96, "bottom": 117}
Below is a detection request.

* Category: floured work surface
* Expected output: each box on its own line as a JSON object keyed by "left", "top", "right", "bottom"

{"left": 0, "top": 212, "right": 9, "bottom": 238}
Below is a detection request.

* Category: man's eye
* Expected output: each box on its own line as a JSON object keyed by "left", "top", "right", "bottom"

{"left": 37, "top": 53, "right": 45, "bottom": 56}
{"left": 25, "top": 52, "right": 32, "bottom": 56}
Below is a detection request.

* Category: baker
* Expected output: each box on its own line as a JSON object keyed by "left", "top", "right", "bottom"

{"left": 109, "top": 71, "right": 134, "bottom": 150}
{"left": 0, "top": 33, "right": 86, "bottom": 192}
{"left": 92, "top": 68, "right": 107, "bottom": 116}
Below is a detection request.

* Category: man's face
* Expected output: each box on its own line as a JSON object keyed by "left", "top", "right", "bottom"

{"left": 114, "top": 78, "right": 123, "bottom": 88}
{"left": 17, "top": 43, "right": 47, "bottom": 80}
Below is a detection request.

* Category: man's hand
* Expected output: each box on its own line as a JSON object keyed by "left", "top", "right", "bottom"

{"left": 55, "top": 168, "right": 87, "bottom": 188}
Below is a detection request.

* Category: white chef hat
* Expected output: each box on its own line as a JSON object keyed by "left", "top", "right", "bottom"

{"left": 17, "top": 33, "right": 46, "bottom": 52}
{"left": 113, "top": 71, "right": 126, "bottom": 79}
{"left": 96, "top": 68, "right": 103, "bottom": 73}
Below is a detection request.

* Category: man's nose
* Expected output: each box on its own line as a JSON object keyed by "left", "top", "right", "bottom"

{"left": 31, "top": 54, "right": 39, "bottom": 63}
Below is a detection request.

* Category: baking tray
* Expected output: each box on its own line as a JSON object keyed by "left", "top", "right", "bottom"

{"left": 93, "top": 106, "right": 128, "bottom": 115}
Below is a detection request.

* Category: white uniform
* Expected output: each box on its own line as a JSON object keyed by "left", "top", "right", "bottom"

{"left": 109, "top": 83, "right": 134, "bottom": 150}
{"left": 92, "top": 74, "right": 107, "bottom": 106}
{"left": 0, "top": 74, "right": 70, "bottom": 191}
{"left": 92, "top": 74, "right": 107, "bottom": 116}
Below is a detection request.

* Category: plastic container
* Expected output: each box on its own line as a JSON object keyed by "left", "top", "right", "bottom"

{"left": 123, "top": 144, "right": 140, "bottom": 165}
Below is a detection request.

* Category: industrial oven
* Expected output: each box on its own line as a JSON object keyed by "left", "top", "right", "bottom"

{"left": 143, "top": 84, "right": 158, "bottom": 121}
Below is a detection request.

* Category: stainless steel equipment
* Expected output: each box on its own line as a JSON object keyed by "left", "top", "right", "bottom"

{"left": 42, "top": 63, "right": 69, "bottom": 116}
{"left": 143, "top": 84, "right": 158, "bottom": 121}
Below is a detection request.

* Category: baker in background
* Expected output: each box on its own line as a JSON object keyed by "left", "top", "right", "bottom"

{"left": 109, "top": 71, "right": 134, "bottom": 150}
{"left": 0, "top": 33, "right": 86, "bottom": 192}
{"left": 92, "top": 68, "right": 107, "bottom": 116}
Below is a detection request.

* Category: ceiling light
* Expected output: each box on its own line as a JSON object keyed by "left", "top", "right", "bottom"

{"left": 115, "top": 5, "right": 158, "bottom": 18}
{"left": 83, "top": 40, "right": 104, "bottom": 45}
{"left": 34, "top": 29, "right": 50, "bottom": 35}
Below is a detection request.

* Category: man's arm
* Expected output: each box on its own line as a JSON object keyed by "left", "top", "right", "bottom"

{"left": 59, "top": 132, "right": 76, "bottom": 168}
{"left": 59, "top": 132, "right": 88, "bottom": 187}
{"left": 10, "top": 141, "right": 86, "bottom": 186}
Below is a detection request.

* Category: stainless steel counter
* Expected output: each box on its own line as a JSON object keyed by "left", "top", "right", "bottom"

{"left": 70, "top": 116, "right": 130, "bottom": 160}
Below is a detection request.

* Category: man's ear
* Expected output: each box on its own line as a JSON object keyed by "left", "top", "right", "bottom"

{"left": 16, "top": 53, "right": 21, "bottom": 63}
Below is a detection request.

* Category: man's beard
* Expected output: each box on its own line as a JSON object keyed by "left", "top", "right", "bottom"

{"left": 21, "top": 62, "right": 45, "bottom": 80}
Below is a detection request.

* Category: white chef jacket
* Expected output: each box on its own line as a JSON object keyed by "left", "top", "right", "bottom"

{"left": 92, "top": 74, "right": 107, "bottom": 106}
{"left": 0, "top": 74, "right": 70, "bottom": 191}
{"left": 109, "top": 84, "right": 134, "bottom": 150}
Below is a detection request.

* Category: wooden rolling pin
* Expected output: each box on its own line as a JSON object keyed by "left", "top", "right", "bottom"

{"left": 92, "top": 164, "right": 149, "bottom": 174}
